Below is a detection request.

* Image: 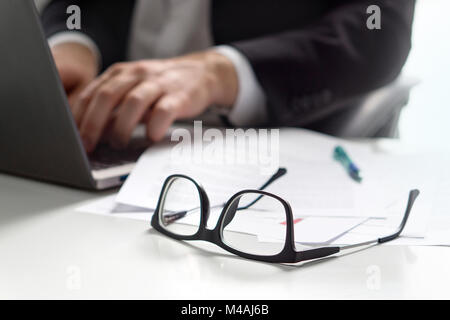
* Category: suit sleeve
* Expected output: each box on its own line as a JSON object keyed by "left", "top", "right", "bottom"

{"left": 231, "top": 0, "right": 416, "bottom": 127}
{"left": 41, "top": 0, "right": 136, "bottom": 71}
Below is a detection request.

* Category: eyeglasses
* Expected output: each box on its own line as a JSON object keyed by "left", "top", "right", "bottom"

{"left": 150, "top": 168, "right": 420, "bottom": 263}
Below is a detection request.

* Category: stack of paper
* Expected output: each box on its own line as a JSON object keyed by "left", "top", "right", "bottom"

{"left": 77, "top": 128, "right": 449, "bottom": 247}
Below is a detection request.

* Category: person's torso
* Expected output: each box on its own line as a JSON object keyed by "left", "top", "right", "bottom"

{"left": 128, "top": 0, "right": 332, "bottom": 60}
{"left": 211, "top": 0, "right": 331, "bottom": 45}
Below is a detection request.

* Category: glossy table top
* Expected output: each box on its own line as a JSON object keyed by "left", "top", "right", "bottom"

{"left": 1, "top": 173, "right": 449, "bottom": 299}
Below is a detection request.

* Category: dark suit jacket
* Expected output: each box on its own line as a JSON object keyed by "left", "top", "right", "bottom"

{"left": 41, "top": 0, "right": 415, "bottom": 129}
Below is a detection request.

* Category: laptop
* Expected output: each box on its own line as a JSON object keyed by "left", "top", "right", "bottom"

{"left": 0, "top": 1, "right": 149, "bottom": 190}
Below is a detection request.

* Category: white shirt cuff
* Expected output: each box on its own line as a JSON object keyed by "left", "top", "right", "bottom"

{"left": 47, "top": 31, "right": 102, "bottom": 69}
{"left": 214, "top": 45, "right": 268, "bottom": 127}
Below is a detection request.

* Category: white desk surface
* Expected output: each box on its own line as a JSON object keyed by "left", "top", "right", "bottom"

{"left": 0, "top": 172, "right": 449, "bottom": 300}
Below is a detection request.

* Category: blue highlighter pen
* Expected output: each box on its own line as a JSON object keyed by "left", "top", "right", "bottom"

{"left": 333, "top": 146, "right": 363, "bottom": 183}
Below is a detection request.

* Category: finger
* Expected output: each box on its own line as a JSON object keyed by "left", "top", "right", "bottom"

{"left": 146, "top": 94, "right": 186, "bottom": 142}
{"left": 109, "top": 81, "right": 163, "bottom": 148}
{"left": 72, "top": 63, "right": 125, "bottom": 126}
{"left": 72, "top": 73, "right": 114, "bottom": 127}
{"left": 79, "top": 75, "right": 140, "bottom": 153}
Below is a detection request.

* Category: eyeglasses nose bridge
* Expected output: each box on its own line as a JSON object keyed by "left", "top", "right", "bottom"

{"left": 203, "top": 229, "right": 219, "bottom": 243}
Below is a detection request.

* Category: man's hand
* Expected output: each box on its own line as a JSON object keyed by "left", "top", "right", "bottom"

{"left": 74, "top": 51, "right": 238, "bottom": 153}
{"left": 51, "top": 42, "right": 99, "bottom": 108}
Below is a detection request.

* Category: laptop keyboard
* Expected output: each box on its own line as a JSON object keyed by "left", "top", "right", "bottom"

{"left": 89, "top": 137, "right": 151, "bottom": 171}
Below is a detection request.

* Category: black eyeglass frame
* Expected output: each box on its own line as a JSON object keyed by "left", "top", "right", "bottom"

{"left": 151, "top": 174, "right": 420, "bottom": 264}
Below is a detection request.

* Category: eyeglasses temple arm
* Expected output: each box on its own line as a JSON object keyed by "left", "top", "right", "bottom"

{"left": 378, "top": 189, "right": 420, "bottom": 244}
{"left": 258, "top": 168, "right": 287, "bottom": 191}
{"left": 237, "top": 168, "right": 287, "bottom": 211}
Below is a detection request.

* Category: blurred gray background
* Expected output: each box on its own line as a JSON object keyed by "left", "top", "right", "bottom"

{"left": 33, "top": 0, "right": 450, "bottom": 152}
